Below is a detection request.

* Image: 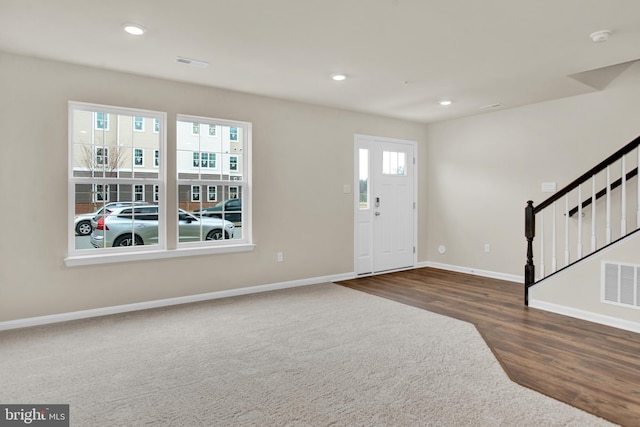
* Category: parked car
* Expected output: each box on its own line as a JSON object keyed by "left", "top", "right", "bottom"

{"left": 74, "top": 201, "right": 136, "bottom": 236}
{"left": 193, "top": 198, "right": 242, "bottom": 223}
{"left": 89, "top": 205, "right": 235, "bottom": 247}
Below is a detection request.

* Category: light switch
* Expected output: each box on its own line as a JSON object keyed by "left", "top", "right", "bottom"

{"left": 343, "top": 184, "right": 351, "bottom": 194}
{"left": 541, "top": 182, "right": 557, "bottom": 193}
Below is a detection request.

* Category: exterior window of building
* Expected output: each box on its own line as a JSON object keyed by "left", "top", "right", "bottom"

{"left": 95, "top": 147, "right": 108, "bottom": 166}
{"left": 191, "top": 185, "right": 200, "bottom": 202}
{"left": 229, "top": 186, "right": 239, "bottom": 199}
{"left": 208, "top": 125, "right": 216, "bottom": 136}
{"left": 208, "top": 153, "right": 216, "bottom": 168}
{"left": 230, "top": 127, "right": 238, "bottom": 141}
{"left": 134, "top": 184, "right": 145, "bottom": 201}
{"left": 154, "top": 118, "right": 160, "bottom": 133}
{"left": 154, "top": 150, "right": 159, "bottom": 167}
{"left": 207, "top": 185, "right": 217, "bottom": 202}
{"left": 134, "top": 148, "right": 144, "bottom": 166}
{"left": 229, "top": 155, "right": 238, "bottom": 172}
{"left": 95, "top": 112, "right": 109, "bottom": 130}
{"left": 93, "top": 184, "right": 110, "bottom": 202}
{"left": 134, "top": 116, "right": 145, "bottom": 132}
{"left": 193, "top": 152, "right": 199, "bottom": 168}
{"left": 153, "top": 185, "right": 159, "bottom": 202}
{"left": 192, "top": 122, "right": 199, "bottom": 135}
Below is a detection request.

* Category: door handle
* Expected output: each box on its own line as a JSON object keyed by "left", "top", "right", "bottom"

{"left": 375, "top": 212, "right": 381, "bottom": 216}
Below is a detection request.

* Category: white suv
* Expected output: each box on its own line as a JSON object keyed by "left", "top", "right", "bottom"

{"left": 90, "top": 205, "right": 235, "bottom": 247}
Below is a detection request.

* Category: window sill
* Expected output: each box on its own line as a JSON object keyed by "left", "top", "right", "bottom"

{"left": 65, "top": 243, "right": 255, "bottom": 267}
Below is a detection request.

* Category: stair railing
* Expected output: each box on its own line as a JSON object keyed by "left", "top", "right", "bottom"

{"left": 524, "top": 135, "right": 640, "bottom": 305}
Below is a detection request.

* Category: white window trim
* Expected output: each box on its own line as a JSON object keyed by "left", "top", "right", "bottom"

{"left": 207, "top": 185, "right": 217, "bottom": 202}
{"left": 191, "top": 185, "right": 200, "bottom": 202}
{"left": 134, "top": 184, "right": 145, "bottom": 202}
{"left": 153, "top": 118, "right": 160, "bottom": 134}
{"left": 134, "top": 148, "right": 144, "bottom": 167}
{"left": 95, "top": 112, "right": 109, "bottom": 130}
{"left": 66, "top": 103, "right": 254, "bottom": 267}
{"left": 133, "top": 116, "right": 145, "bottom": 132}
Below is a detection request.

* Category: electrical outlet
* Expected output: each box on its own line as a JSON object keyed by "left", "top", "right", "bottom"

{"left": 277, "top": 251, "right": 283, "bottom": 262}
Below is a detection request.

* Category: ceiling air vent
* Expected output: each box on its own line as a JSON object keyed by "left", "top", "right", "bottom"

{"left": 175, "top": 56, "right": 209, "bottom": 69}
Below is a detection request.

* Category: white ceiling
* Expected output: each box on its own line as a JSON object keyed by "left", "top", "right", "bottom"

{"left": 1, "top": 0, "right": 640, "bottom": 123}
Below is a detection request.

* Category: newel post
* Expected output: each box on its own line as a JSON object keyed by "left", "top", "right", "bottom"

{"left": 524, "top": 200, "right": 535, "bottom": 306}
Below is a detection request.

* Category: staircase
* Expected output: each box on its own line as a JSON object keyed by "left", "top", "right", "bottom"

{"left": 524, "top": 135, "right": 640, "bottom": 305}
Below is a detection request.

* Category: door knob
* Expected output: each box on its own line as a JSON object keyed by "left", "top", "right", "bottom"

{"left": 375, "top": 212, "right": 381, "bottom": 216}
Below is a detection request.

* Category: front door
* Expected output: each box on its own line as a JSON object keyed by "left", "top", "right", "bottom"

{"left": 354, "top": 134, "right": 416, "bottom": 275}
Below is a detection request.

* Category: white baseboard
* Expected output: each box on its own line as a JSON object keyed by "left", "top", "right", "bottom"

{"left": 529, "top": 299, "right": 640, "bottom": 334}
{"left": 422, "top": 261, "right": 523, "bottom": 283}
{"left": 0, "top": 272, "right": 356, "bottom": 331}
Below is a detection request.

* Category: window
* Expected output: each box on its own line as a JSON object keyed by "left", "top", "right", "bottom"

{"left": 382, "top": 151, "right": 407, "bottom": 176}
{"left": 208, "top": 125, "right": 216, "bottom": 137}
{"left": 69, "top": 102, "right": 164, "bottom": 259}
{"left": 191, "top": 185, "right": 200, "bottom": 202}
{"left": 134, "top": 116, "right": 145, "bottom": 132}
{"left": 177, "top": 115, "right": 251, "bottom": 245}
{"left": 93, "top": 184, "right": 110, "bottom": 202}
{"left": 67, "top": 102, "right": 253, "bottom": 266}
{"left": 134, "top": 148, "right": 144, "bottom": 166}
{"left": 207, "top": 185, "right": 217, "bottom": 202}
{"left": 134, "top": 184, "right": 145, "bottom": 201}
{"left": 95, "top": 147, "right": 108, "bottom": 166}
{"left": 95, "top": 112, "right": 109, "bottom": 130}
{"left": 229, "top": 155, "right": 238, "bottom": 172}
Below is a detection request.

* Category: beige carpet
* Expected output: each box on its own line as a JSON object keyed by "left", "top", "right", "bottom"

{"left": 0, "top": 283, "right": 614, "bottom": 426}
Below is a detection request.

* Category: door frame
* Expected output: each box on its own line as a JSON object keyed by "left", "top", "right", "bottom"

{"left": 353, "top": 134, "right": 418, "bottom": 275}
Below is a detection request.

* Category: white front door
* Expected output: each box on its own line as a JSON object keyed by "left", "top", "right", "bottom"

{"left": 354, "top": 134, "right": 416, "bottom": 275}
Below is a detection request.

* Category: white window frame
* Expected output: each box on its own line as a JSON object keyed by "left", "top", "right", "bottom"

{"left": 95, "top": 112, "right": 109, "bottom": 130}
{"left": 208, "top": 124, "right": 216, "bottom": 137}
{"left": 229, "top": 155, "right": 238, "bottom": 172}
{"left": 230, "top": 127, "right": 238, "bottom": 141}
{"left": 207, "top": 185, "right": 217, "bottom": 202}
{"left": 134, "top": 148, "right": 144, "bottom": 167}
{"left": 93, "top": 184, "right": 110, "bottom": 202}
{"left": 177, "top": 114, "right": 252, "bottom": 250}
{"left": 153, "top": 118, "right": 160, "bottom": 133}
{"left": 133, "top": 116, "right": 145, "bottom": 132}
{"left": 134, "top": 184, "right": 145, "bottom": 202}
{"left": 191, "top": 185, "right": 200, "bottom": 202}
{"left": 66, "top": 103, "right": 254, "bottom": 267}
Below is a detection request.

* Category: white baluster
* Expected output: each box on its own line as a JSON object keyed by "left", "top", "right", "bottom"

{"left": 565, "top": 195, "right": 570, "bottom": 266}
{"left": 551, "top": 201, "right": 557, "bottom": 273}
{"left": 606, "top": 166, "right": 612, "bottom": 244}
{"left": 591, "top": 175, "right": 597, "bottom": 252}
{"left": 540, "top": 212, "right": 545, "bottom": 278}
{"left": 622, "top": 155, "right": 627, "bottom": 236}
{"left": 577, "top": 184, "right": 583, "bottom": 259}
{"left": 637, "top": 147, "right": 640, "bottom": 228}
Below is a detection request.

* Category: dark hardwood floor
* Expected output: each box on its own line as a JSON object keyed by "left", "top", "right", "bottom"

{"left": 336, "top": 267, "right": 640, "bottom": 427}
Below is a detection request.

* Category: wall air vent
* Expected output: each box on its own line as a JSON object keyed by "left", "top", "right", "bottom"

{"left": 602, "top": 261, "right": 640, "bottom": 309}
{"left": 175, "top": 56, "right": 209, "bottom": 68}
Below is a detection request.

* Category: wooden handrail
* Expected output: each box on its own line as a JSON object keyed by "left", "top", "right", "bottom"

{"left": 567, "top": 167, "right": 638, "bottom": 217}
{"left": 534, "top": 135, "right": 640, "bottom": 214}
{"left": 525, "top": 134, "right": 640, "bottom": 305}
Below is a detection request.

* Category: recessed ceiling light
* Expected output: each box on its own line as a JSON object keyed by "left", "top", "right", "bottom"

{"left": 124, "top": 24, "right": 145, "bottom": 36}
{"left": 331, "top": 74, "right": 347, "bottom": 81}
{"left": 439, "top": 100, "right": 452, "bottom": 106}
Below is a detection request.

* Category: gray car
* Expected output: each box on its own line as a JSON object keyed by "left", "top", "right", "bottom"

{"left": 74, "top": 201, "right": 137, "bottom": 236}
{"left": 90, "top": 205, "right": 234, "bottom": 247}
